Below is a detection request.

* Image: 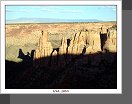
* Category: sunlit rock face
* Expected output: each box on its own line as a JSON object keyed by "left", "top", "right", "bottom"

{"left": 85, "top": 30, "right": 101, "bottom": 54}
{"left": 103, "top": 27, "right": 117, "bottom": 52}
{"left": 68, "top": 31, "right": 86, "bottom": 55}
{"left": 35, "top": 31, "right": 53, "bottom": 58}
{"left": 67, "top": 29, "right": 102, "bottom": 55}
{"left": 33, "top": 24, "right": 117, "bottom": 68}
{"left": 39, "top": 31, "right": 53, "bottom": 57}
{"left": 34, "top": 31, "right": 53, "bottom": 67}
{"left": 59, "top": 37, "right": 67, "bottom": 55}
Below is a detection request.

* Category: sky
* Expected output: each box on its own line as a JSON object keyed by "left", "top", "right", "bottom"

{"left": 6, "top": 6, "right": 117, "bottom": 21}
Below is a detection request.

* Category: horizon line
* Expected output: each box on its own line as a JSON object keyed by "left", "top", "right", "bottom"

{"left": 6, "top": 21, "right": 117, "bottom": 25}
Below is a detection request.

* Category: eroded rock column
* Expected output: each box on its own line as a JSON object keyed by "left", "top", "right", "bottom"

{"left": 34, "top": 31, "right": 53, "bottom": 67}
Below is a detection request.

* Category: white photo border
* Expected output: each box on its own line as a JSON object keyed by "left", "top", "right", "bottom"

{"left": 1, "top": 1, "right": 122, "bottom": 94}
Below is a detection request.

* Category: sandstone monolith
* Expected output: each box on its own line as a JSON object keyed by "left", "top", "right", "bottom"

{"left": 59, "top": 37, "right": 67, "bottom": 55}
{"left": 103, "top": 28, "right": 117, "bottom": 52}
{"left": 85, "top": 30, "right": 101, "bottom": 54}
{"left": 34, "top": 31, "right": 53, "bottom": 67}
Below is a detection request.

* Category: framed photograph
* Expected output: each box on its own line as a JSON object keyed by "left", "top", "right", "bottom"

{"left": 1, "top": 1, "right": 122, "bottom": 94}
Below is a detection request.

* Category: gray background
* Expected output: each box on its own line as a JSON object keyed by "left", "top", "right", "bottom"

{"left": 0, "top": 95, "right": 10, "bottom": 104}
{"left": 1, "top": 0, "right": 132, "bottom": 104}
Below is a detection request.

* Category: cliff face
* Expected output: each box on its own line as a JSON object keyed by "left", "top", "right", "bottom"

{"left": 34, "top": 31, "right": 53, "bottom": 67}
{"left": 35, "top": 31, "right": 53, "bottom": 59}
{"left": 86, "top": 30, "right": 101, "bottom": 53}
{"left": 34, "top": 25, "right": 117, "bottom": 68}
{"left": 68, "top": 31, "right": 86, "bottom": 55}
{"left": 103, "top": 28, "right": 117, "bottom": 52}
{"left": 59, "top": 37, "right": 67, "bottom": 55}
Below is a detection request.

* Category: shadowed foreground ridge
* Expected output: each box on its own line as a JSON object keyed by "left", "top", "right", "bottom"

{"left": 6, "top": 23, "right": 117, "bottom": 89}
{"left": 6, "top": 52, "right": 117, "bottom": 89}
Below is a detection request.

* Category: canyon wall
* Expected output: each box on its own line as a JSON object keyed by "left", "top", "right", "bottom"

{"left": 34, "top": 24, "right": 117, "bottom": 68}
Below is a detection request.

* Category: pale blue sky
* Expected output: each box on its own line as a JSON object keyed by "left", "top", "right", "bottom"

{"left": 6, "top": 6, "right": 116, "bottom": 21}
